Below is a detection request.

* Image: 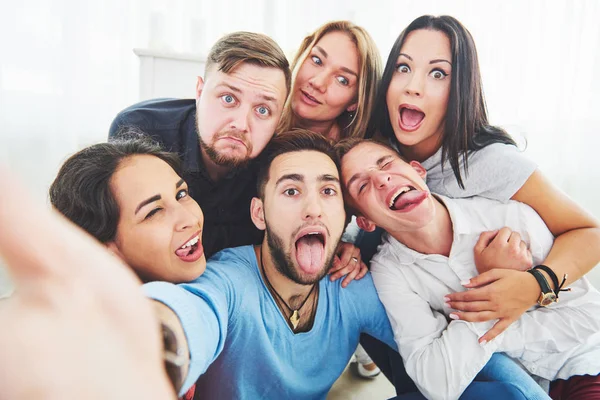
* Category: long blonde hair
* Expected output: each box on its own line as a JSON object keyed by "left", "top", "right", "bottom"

{"left": 278, "top": 21, "right": 382, "bottom": 140}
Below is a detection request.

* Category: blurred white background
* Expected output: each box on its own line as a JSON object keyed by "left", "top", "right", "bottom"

{"left": 1, "top": 0, "right": 599, "bottom": 293}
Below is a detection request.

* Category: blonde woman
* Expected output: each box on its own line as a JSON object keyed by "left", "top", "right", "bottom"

{"left": 278, "top": 20, "right": 381, "bottom": 141}
{"left": 279, "top": 20, "right": 385, "bottom": 379}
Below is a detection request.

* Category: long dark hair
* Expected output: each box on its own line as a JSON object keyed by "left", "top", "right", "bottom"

{"left": 49, "top": 132, "right": 181, "bottom": 243}
{"left": 368, "top": 15, "right": 516, "bottom": 188}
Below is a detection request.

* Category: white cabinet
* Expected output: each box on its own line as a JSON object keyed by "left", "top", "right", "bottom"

{"left": 134, "top": 48, "right": 206, "bottom": 100}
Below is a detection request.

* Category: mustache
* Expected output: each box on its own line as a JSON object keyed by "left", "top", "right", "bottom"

{"left": 214, "top": 129, "right": 251, "bottom": 146}
{"left": 291, "top": 222, "right": 331, "bottom": 241}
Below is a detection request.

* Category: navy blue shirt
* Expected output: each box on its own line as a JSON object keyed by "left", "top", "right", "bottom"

{"left": 109, "top": 98, "right": 263, "bottom": 258}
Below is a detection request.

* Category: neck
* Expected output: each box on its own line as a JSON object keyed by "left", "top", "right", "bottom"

{"left": 400, "top": 131, "right": 443, "bottom": 163}
{"left": 389, "top": 196, "right": 453, "bottom": 256}
{"left": 255, "top": 244, "right": 314, "bottom": 308}
{"left": 200, "top": 147, "right": 232, "bottom": 182}
{"left": 294, "top": 115, "right": 340, "bottom": 141}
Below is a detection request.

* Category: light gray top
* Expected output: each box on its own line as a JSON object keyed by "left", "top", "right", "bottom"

{"left": 421, "top": 143, "right": 537, "bottom": 202}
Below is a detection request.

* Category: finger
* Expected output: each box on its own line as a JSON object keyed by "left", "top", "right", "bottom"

{"left": 460, "top": 269, "right": 503, "bottom": 288}
{"left": 341, "top": 265, "right": 361, "bottom": 288}
{"left": 329, "top": 264, "right": 354, "bottom": 282}
{"left": 328, "top": 256, "right": 344, "bottom": 274}
{"left": 493, "top": 227, "right": 512, "bottom": 244}
{"left": 445, "top": 285, "right": 493, "bottom": 302}
{"left": 519, "top": 240, "right": 528, "bottom": 253}
{"left": 445, "top": 300, "right": 493, "bottom": 312}
{"left": 479, "top": 318, "right": 514, "bottom": 344}
{"left": 356, "top": 262, "right": 368, "bottom": 280}
{"left": 474, "top": 230, "right": 499, "bottom": 253}
{"left": 449, "top": 311, "right": 497, "bottom": 323}
{"left": 337, "top": 242, "right": 355, "bottom": 267}
{"left": 508, "top": 231, "right": 522, "bottom": 251}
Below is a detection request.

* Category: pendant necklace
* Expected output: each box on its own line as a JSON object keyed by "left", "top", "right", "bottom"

{"left": 259, "top": 247, "right": 316, "bottom": 330}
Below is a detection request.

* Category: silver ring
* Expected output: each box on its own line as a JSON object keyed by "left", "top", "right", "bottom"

{"left": 351, "top": 257, "right": 359, "bottom": 263}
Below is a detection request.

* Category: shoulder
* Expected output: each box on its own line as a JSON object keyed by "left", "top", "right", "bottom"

{"left": 204, "top": 246, "right": 258, "bottom": 281}
{"left": 109, "top": 98, "right": 196, "bottom": 139}
{"left": 429, "top": 143, "right": 537, "bottom": 202}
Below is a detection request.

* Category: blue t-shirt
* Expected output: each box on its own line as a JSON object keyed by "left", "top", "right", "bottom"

{"left": 145, "top": 245, "right": 396, "bottom": 399}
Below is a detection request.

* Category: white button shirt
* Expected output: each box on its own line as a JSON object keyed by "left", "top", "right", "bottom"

{"left": 371, "top": 195, "right": 600, "bottom": 400}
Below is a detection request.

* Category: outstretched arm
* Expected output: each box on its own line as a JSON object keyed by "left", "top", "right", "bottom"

{"left": 0, "top": 167, "right": 174, "bottom": 400}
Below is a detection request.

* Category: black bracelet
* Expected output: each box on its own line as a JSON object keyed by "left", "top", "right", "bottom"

{"left": 532, "top": 265, "right": 570, "bottom": 298}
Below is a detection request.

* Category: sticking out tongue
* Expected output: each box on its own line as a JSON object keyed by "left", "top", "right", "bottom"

{"left": 401, "top": 108, "right": 425, "bottom": 128}
{"left": 295, "top": 235, "right": 324, "bottom": 274}
{"left": 393, "top": 190, "right": 428, "bottom": 211}
{"left": 175, "top": 246, "right": 193, "bottom": 258}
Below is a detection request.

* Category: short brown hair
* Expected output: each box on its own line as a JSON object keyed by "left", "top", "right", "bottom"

{"left": 334, "top": 137, "right": 399, "bottom": 163}
{"left": 255, "top": 129, "right": 339, "bottom": 199}
{"left": 205, "top": 31, "right": 291, "bottom": 94}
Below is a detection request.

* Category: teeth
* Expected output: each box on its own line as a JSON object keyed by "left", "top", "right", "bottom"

{"left": 308, "top": 232, "right": 321, "bottom": 236}
{"left": 180, "top": 235, "right": 199, "bottom": 249}
{"left": 389, "top": 187, "right": 411, "bottom": 209}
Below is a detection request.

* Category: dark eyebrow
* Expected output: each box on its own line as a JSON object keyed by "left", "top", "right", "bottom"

{"left": 430, "top": 59, "right": 452, "bottom": 67}
{"left": 275, "top": 173, "right": 303, "bottom": 186}
{"left": 135, "top": 179, "right": 185, "bottom": 214}
{"left": 319, "top": 174, "right": 340, "bottom": 184}
{"left": 314, "top": 45, "right": 328, "bottom": 59}
{"left": 399, "top": 53, "right": 451, "bottom": 67}
{"left": 346, "top": 155, "right": 394, "bottom": 190}
{"left": 135, "top": 195, "right": 161, "bottom": 214}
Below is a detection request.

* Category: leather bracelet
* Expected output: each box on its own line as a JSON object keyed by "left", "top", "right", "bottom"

{"left": 533, "top": 265, "right": 559, "bottom": 294}
{"left": 532, "top": 264, "right": 570, "bottom": 298}
{"left": 527, "top": 268, "right": 557, "bottom": 307}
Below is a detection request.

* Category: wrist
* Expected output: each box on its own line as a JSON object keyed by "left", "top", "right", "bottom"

{"left": 523, "top": 271, "right": 541, "bottom": 306}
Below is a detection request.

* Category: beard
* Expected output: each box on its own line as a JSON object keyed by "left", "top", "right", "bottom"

{"left": 265, "top": 219, "right": 337, "bottom": 285}
{"left": 196, "top": 113, "right": 253, "bottom": 169}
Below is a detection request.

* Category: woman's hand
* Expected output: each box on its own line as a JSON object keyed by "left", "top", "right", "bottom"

{"left": 329, "top": 241, "right": 368, "bottom": 288}
{"left": 0, "top": 169, "right": 174, "bottom": 400}
{"left": 445, "top": 268, "right": 539, "bottom": 344}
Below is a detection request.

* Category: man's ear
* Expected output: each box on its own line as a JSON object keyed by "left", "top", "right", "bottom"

{"left": 356, "top": 215, "right": 377, "bottom": 232}
{"left": 195, "top": 76, "right": 205, "bottom": 100}
{"left": 409, "top": 160, "right": 427, "bottom": 180}
{"left": 250, "top": 197, "right": 266, "bottom": 231}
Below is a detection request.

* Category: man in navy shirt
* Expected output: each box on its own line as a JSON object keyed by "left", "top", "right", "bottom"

{"left": 109, "top": 32, "right": 291, "bottom": 258}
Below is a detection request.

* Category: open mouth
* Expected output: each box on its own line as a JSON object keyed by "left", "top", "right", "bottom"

{"left": 175, "top": 233, "right": 204, "bottom": 262}
{"left": 295, "top": 230, "right": 326, "bottom": 274}
{"left": 388, "top": 186, "right": 427, "bottom": 211}
{"left": 399, "top": 105, "right": 425, "bottom": 132}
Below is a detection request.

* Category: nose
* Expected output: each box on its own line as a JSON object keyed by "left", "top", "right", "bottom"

{"left": 404, "top": 72, "right": 424, "bottom": 97}
{"left": 229, "top": 104, "right": 251, "bottom": 132}
{"left": 174, "top": 203, "right": 201, "bottom": 232}
{"left": 309, "top": 70, "right": 327, "bottom": 93}
{"left": 302, "top": 191, "right": 323, "bottom": 220}
{"left": 373, "top": 171, "right": 391, "bottom": 189}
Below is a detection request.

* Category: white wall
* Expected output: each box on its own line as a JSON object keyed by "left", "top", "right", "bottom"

{"left": 1, "top": 0, "right": 599, "bottom": 292}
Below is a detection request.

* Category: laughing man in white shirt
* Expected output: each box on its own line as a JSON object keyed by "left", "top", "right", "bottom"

{"left": 336, "top": 138, "right": 600, "bottom": 400}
